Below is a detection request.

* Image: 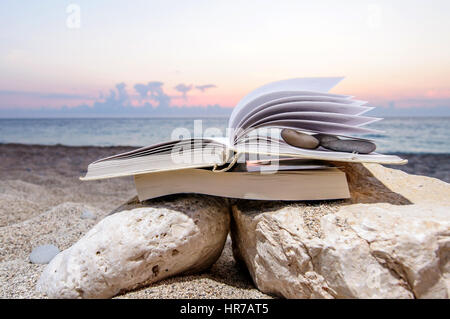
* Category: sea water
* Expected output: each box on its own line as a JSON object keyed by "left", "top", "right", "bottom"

{"left": 0, "top": 117, "right": 448, "bottom": 154}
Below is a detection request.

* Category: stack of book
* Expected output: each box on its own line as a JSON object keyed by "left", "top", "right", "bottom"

{"left": 81, "top": 78, "right": 406, "bottom": 201}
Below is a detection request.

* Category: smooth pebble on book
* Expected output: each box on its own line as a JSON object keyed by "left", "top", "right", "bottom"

{"left": 81, "top": 77, "right": 406, "bottom": 201}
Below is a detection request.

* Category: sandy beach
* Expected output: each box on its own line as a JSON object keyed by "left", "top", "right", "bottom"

{"left": 0, "top": 143, "right": 448, "bottom": 298}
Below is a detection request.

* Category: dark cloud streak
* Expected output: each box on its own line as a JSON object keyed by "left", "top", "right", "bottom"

{"left": 174, "top": 83, "right": 193, "bottom": 99}
{"left": 195, "top": 84, "right": 217, "bottom": 92}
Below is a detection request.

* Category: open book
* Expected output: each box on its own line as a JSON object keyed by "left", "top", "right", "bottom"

{"left": 82, "top": 77, "right": 406, "bottom": 181}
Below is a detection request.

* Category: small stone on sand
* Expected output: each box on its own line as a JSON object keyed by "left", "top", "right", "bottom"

{"left": 29, "top": 245, "right": 60, "bottom": 264}
{"left": 81, "top": 210, "right": 96, "bottom": 220}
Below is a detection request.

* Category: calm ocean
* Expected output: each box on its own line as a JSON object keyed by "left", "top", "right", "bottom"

{"left": 0, "top": 117, "right": 449, "bottom": 154}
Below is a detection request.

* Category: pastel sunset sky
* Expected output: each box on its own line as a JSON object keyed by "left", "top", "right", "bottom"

{"left": 1, "top": 0, "right": 449, "bottom": 113}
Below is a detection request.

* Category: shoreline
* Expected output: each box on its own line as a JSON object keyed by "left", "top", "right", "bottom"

{"left": 3, "top": 141, "right": 450, "bottom": 153}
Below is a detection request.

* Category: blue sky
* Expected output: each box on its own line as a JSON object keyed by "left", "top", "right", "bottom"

{"left": 1, "top": 0, "right": 450, "bottom": 116}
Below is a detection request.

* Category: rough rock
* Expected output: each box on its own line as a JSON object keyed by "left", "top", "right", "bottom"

{"left": 37, "top": 195, "right": 230, "bottom": 298}
{"left": 29, "top": 245, "right": 60, "bottom": 264}
{"left": 231, "top": 163, "right": 450, "bottom": 298}
{"left": 281, "top": 129, "right": 319, "bottom": 149}
{"left": 336, "top": 162, "right": 450, "bottom": 205}
{"left": 333, "top": 204, "right": 450, "bottom": 298}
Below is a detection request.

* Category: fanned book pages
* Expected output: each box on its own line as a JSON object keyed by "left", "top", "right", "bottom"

{"left": 81, "top": 77, "right": 406, "bottom": 201}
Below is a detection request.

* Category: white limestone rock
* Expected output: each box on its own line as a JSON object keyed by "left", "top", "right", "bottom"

{"left": 337, "top": 204, "right": 450, "bottom": 298}
{"left": 231, "top": 163, "right": 450, "bottom": 299}
{"left": 232, "top": 203, "right": 449, "bottom": 299}
{"left": 37, "top": 196, "right": 229, "bottom": 298}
